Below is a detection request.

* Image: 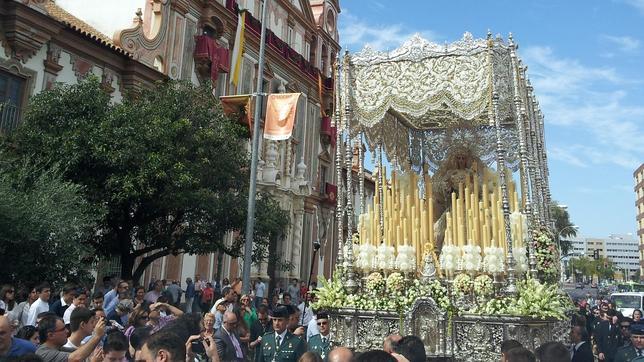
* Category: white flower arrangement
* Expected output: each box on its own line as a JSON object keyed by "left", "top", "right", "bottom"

{"left": 483, "top": 246, "right": 505, "bottom": 274}
{"left": 387, "top": 272, "right": 405, "bottom": 292}
{"left": 365, "top": 272, "right": 385, "bottom": 295}
{"left": 453, "top": 273, "right": 473, "bottom": 295}
{"left": 461, "top": 244, "right": 482, "bottom": 272}
{"left": 513, "top": 246, "right": 528, "bottom": 273}
{"left": 356, "top": 243, "right": 378, "bottom": 271}
{"left": 473, "top": 274, "right": 494, "bottom": 298}
{"left": 374, "top": 243, "right": 396, "bottom": 270}
{"left": 440, "top": 244, "right": 461, "bottom": 273}
{"left": 395, "top": 245, "right": 416, "bottom": 272}
{"left": 473, "top": 278, "right": 574, "bottom": 319}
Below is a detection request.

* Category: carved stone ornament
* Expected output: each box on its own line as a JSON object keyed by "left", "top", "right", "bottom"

{"left": 43, "top": 43, "right": 63, "bottom": 74}
{"left": 101, "top": 68, "right": 117, "bottom": 94}
{"left": 69, "top": 54, "right": 93, "bottom": 81}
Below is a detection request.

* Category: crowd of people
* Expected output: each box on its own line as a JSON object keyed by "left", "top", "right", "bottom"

{"left": 3, "top": 276, "right": 643, "bottom": 362}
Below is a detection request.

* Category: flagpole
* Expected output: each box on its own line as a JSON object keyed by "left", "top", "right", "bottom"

{"left": 242, "top": 0, "right": 269, "bottom": 295}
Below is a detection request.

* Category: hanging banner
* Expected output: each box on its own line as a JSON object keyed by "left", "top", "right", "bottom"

{"left": 220, "top": 94, "right": 253, "bottom": 135}
{"left": 263, "top": 93, "right": 301, "bottom": 140}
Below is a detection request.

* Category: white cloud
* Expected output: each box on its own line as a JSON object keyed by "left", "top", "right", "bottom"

{"left": 339, "top": 10, "right": 439, "bottom": 51}
{"left": 522, "top": 46, "right": 644, "bottom": 170}
{"left": 622, "top": 0, "right": 644, "bottom": 13}
{"left": 56, "top": 0, "right": 144, "bottom": 38}
{"left": 601, "top": 34, "right": 641, "bottom": 52}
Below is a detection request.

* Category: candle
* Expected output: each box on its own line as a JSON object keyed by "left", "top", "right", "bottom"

{"left": 465, "top": 186, "right": 471, "bottom": 243}
{"left": 396, "top": 225, "right": 402, "bottom": 249}
{"left": 428, "top": 197, "right": 434, "bottom": 249}
{"left": 445, "top": 211, "right": 453, "bottom": 246}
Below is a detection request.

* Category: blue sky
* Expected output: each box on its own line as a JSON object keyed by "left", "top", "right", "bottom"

{"left": 338, "top": 0, "right": 644, "bottom": 238}
{"left": 60, "top": 0, "right": 644, "bottom": 238}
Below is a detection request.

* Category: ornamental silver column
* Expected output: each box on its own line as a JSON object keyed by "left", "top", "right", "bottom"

{"left": 487, "top": 32, "right": 516, "bottom": 295}
{"left": 508, "top": 35, "right": 537, "bottom": 278}
{"left": 343, "top": 51, "right": 358, "bottom": 293}
{"left": 333, "top": 57, "right": 345, "bottom": 275}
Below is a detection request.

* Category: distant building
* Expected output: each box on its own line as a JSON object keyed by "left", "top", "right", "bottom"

{"left": 635, "top": 163, "right": 644, "bottom": 280}
{"left": 564, "top": 234, "right": 640, "bottom": 280}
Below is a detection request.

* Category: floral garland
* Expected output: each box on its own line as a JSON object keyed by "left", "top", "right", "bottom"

{"left": 312, "top": 270, "right": 450, "bottom": 314}
{"left": 312, "top": 272, "right": 571, "bottom": 321}
{"left": 533, "top": 228, "right": 559, "bottom": 284}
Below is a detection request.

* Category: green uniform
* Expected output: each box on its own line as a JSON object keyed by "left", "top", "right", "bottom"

{"left": 307, "top": 334, "right": 331, "bottom": 361}
{"left": 614, "top": 345, "right": 642, "bottom": 362}
{"left": 257, "top": 331, "right": 306, "bottom": 362}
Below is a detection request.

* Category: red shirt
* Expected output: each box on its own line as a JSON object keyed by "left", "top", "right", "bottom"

{"left": 201, "top": 287, "right": 214, "bottom": 303}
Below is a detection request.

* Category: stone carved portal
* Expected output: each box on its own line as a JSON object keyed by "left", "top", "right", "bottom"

{"left": 404, "top": 298, "right": 446, "bottom": 357}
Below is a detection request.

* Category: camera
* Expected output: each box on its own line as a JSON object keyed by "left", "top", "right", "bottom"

{"left": 191, "top": 337, "right": 210, "bottom": 354}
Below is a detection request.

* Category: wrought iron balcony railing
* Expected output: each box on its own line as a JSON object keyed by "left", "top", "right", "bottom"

{"left": 0, "top": 102, "right": 21, "bottom": 134}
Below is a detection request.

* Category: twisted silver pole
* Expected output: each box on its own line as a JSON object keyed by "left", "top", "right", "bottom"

{"left": 508, "top": 35, "right": 537, "bottom": 279}
{"left": 333, "top": 56, "right": 345, "bottom": 275}
{"left": 487, "top": 33, "right": 516, "bottom": 295}
{"left": 342, "top": 51, "right": 358, "bottom": 293}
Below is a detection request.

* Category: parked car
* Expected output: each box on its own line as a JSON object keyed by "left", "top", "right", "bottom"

{"left": 576, "top": 283, "right": 584, "bottom": 289}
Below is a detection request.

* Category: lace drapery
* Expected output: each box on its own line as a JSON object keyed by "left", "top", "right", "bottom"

{"left": 345, "top": 32, "right": 521, "bottom": 172}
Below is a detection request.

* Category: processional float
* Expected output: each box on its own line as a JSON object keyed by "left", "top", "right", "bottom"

{"left": 314, "top": 32, "right": 570, "bottom": 361}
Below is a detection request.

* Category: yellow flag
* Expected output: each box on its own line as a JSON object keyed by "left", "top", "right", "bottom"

{"left": 230, "top": 11, "right": 246, "bottom": 88}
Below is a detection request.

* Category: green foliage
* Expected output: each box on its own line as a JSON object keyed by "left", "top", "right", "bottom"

{"left": 0, "top": 159, "right": 98, "bottom": 287}
{"left": 7, "top": 77, "right": 290, "bottom": 280}
{"left": 570, "top": 256, "right": 615, "bottom": 282}
{"left": 475, "top": 278, "right": 573, "bottom": 320}
{"left": 551, "top": 202, "right": 578, "bottom": 256}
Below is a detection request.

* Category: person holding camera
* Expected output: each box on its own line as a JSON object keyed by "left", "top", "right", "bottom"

{"left": 35, "top": 314, "right": 105, "bottom": 362}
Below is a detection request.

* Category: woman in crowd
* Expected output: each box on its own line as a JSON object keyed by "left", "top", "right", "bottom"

{"left": 133, "top": 286, "right": 146, "bottom": 308}
{"left": 0, "top": 285, "right": 17, "bottom": 316}
{"left": 201, "top": 313, "right": 215, "bottom": 339}
{"left": 126, "top": 304, "right": 151, "bottom": 337}
{"left": 240, "top": 294, "right": 258, "bottom": 331}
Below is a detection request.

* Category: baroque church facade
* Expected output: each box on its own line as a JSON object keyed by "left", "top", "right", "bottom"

{"left": 0, "top": 0, "right": 341, "bottom": 287}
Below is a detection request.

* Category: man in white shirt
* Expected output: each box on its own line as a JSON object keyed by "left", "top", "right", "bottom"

{"left": 297, "top": 293, "right": 314, "bottom": 326}
{"left": 63, "top": 291, "right": 87, "bottom": 325}
{"left": 254, "top": 278, "right": 266, "bottom": 308}
{"left": 287, "top": 279, "right": 300, "bottom": 306}
{"left": 63, "top": 308, "right": 96, "bottom": 350}
{"left": 26, "top": 283, "right": 51, "bottom": 326}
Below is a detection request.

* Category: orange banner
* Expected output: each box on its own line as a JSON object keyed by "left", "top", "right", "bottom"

{"left": 220, "top": 94, "right": 253, "bottom": 135}
{"left": 263, "top": 93, "right": 301, "bottom": 140}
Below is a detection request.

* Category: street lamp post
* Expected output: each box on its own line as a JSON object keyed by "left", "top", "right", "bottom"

{"left": 557, "top": 225, "right": 579, "bottom": 284}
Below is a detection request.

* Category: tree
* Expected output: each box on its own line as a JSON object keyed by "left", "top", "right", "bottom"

{"left": 0, "top": 159, "right": 98, "bottom": 287}
{"left": 551, "top": 202, "right": 577, "bottom": 256}
{"left": 568, "top": 256, "right": 615, "bottom": 283}
{"left": 7, "top": 78, "right": 290, "bottom": 281}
